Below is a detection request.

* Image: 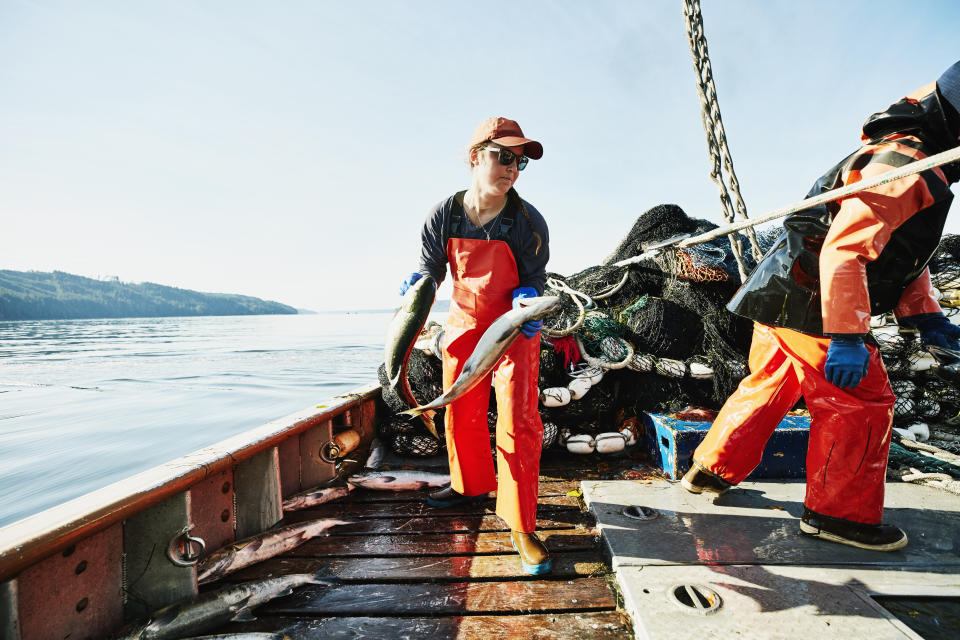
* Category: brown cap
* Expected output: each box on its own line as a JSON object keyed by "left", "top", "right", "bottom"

{"left": 469, "top": 117, "right": 543, "bottom": 159}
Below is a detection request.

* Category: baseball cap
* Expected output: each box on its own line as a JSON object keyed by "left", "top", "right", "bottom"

{"left": 469, "top": 117, "right": 543, "bottom": 159}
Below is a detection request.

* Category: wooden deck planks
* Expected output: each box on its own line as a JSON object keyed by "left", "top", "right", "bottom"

{"left": 220, "top": 612, "right": 630, "bottom": 639}
{"left": 260, "top": 577, "right": 617, "bottom": 615}
{"left": 291, "top": 529, "right": 599, "bottom": 557}
{"left": 336, "top": 479, "right": 582, "bottom": 503}
{"left": 281, "top": 512, "right": 591, "bottom": 535}
{"left": 285, "top": 494, "right": 580, "bottom": 520}
{"left": 204, "top": 461, "right": 632, "bottom": 638}
{"left": 226, "top": 552, "right": 607, "bottom": 582}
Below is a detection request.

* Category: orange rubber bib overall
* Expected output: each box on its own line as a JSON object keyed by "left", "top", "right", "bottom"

{"left": 693, "top": 323, "right": 896, "bottom": 524}
{"left": 442, "top": 236, "right": 543, "bottom": 533}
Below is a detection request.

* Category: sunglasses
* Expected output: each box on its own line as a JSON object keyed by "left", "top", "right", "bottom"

{"left": 482, "top": 146, "right": 529, "bottom": 171}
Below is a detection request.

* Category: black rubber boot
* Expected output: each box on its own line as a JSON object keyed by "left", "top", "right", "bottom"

{"left": 426, "top": 486, "right": 485, "bottom": 508}
{"left": 800, "top": 507, "right": 907, "bottom": 551}
{"left": 681, "top": 463, "right": 733, "bottom": 496}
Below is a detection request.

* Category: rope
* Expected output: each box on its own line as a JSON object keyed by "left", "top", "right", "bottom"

{"left": 543, "top": 277, "right": 589, "bottom": 337}
{"left": 679, "top": 144, "right": 960, "bottom": 248}
{"left": 682, "top": 0, "right": 762, "bottom": 281}
{"left": 592, "top": 270, "right": 631, "bottom": 300}
{"left": 574, "top": 333, "right": 635, "bottom": 370}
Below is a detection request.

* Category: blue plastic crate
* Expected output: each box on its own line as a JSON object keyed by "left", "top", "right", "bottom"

{"left": 641, "top": 412, "right": 810, "bottom": 480}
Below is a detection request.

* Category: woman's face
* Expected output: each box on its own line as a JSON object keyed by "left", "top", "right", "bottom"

{"left": 471, "top": 143, "right": 524, "bottom": 196}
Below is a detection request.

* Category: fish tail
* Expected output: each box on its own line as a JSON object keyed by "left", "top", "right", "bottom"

{"left": 421, "top": 411, "right": 439, "bottom": 439}
{"left": 310, "top": 564, "right": 340, "bottom": 585}
{"left": 399, "top": 406, "right": 425, "bottom": 417}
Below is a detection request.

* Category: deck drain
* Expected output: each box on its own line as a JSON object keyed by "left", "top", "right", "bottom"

{"left": 621, "top": 505, "right": 659, "bottom": 521}
{"left": 667, "top": 583, "right": 721, "bottom": 615}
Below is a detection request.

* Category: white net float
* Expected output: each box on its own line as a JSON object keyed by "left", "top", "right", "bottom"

{"left": 582, "top": 365, "right": 605, "bottom": 385}
{"left": 595, "top": 432, "right": 626, "bottom": 454}
{"left": 542, "top": 422, "right": 559, "bottom": 448}
{"left": 540, "top": 386, "right": 571, "bottom": 407}
{"left": 566, "top": 433, "right": 596, "bottom": 454}
{"left": 655, "top": 358, "right": 686, "bottom": 378}
{"left": 568, "top": 377, "right": 592, "bottom": 400}
{"left": 627, "top": 353, "right": 655, "bottom": 372}
{"left": 621, "top": 426, "right": 637, "bottom": 447}
{"left": 689, "top": 362, "right": 714, "bottom": 379}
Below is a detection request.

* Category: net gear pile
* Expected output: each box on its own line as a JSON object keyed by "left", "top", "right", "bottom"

{"left": 375, "top": 207, "right": 960, "bottom": 461}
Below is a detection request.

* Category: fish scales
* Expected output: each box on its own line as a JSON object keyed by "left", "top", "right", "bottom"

{"left": 112, "top": 572, "right": 335, "bottom": 640}
{"left": 383, "top": 275, "right": 439, "bottom": 436}
{"left": 282, "top": 485, "right": 354, "bottom": 512}
{"left": 347, "top": 470, "right": 451, "bottom": 491}
{"left": 197, "top": 519, "right": 350, "bottom": 584}
{"left": 401, "top": 295, "right": 560, "bottom": 416}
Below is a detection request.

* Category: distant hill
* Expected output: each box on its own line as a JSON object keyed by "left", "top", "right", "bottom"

{"left": 0, "top": 270, "right": 297, "bottom": 320}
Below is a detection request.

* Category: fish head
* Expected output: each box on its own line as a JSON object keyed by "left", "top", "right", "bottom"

{"left": 515, "top": 295, "right": 561, "bottom": 320}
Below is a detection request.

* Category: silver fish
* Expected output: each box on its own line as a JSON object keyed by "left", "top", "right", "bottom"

{"left": 113, "top": 572, "right": 335, "bottom": 640}
{"left": 384, "top": 275, "right": 439, "bottom": 437}
{"left": 365, "top": 437, "right": 386, "bottom": 470}
{"left": 346, "top": 470, "right": 450, "bottom": 491}
{"left": 402, "top": 295, "right": 560, "bottom": 416}
{"left": 197, "top": 519, "right": 351, "bottom": 584}
{"left": 281, "top": 485, "right": 355, "bottom": 512}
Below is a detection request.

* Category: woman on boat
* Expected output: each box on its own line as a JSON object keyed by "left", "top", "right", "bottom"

{"left": 681, "top": 60, "right": 960, "bottom": 552}
{"left": 399, "top": 116, "right": 551, "bottom": 574}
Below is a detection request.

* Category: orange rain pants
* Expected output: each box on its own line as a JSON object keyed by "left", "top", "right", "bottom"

{"left": 693, "top": 322, "right": 896, "bottom": 525}
{"left": 442, "top": 236, "right": 543, "bottom": 533}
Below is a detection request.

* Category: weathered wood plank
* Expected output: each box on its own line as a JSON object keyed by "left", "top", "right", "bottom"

{"left": 335, "top": 480, "right": 582, "bottom": 503}
{"left": 224, "top": 552, "right": 607, "bottom": 582}
{"left": 286, "top": 495, "right": 580, "bottom": 519}
{"left": 290, "top": 529, "right": 599, "bottom": 557}
{"left": 281, "top": 512, "right": 593, "bottom": 535}
{"left": 260, "top": 577, "right": 615, "bottom": 615}
{"left": 217, "top": 612, "right": 630, "bottom": 639}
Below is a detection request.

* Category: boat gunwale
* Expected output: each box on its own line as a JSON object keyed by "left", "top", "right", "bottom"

{"left": 0, "top": 381, "right": 381, "bottom": 583}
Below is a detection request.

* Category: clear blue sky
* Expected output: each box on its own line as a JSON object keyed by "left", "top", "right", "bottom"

{"left": 1, "top": 1, "right": 957, "bottom": 311}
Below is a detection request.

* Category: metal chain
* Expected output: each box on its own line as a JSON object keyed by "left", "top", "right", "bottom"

{"left": 682, "top": 0, "right": 762, "bottom": 281}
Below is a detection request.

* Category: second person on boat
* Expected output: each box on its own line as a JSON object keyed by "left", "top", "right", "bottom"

{"left": 399, "top": 116, "right": 552, "bottom": 574}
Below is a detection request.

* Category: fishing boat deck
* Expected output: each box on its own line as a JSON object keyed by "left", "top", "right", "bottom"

{"left": 203, "top": 450, "right": 638, "bottom": 639}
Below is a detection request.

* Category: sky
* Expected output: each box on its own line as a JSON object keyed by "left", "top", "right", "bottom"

{"left": 1, "top": 1, "right": 958, "bottom": 312}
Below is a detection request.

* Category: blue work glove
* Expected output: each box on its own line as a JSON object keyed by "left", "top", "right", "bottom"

{"left": 824, "top": 334, "right": 870, "bottom": 389}
{"left": 900, "top": 313, "right": 960, "bottom": 350}
{"left": 512, "top": 286, "right": 542, "bottom": 339}
{"left": 399, "top": 272, "right": 423, "bottom": 296}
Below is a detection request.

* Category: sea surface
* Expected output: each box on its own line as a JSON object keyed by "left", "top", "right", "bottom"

{"left": 0, "top": 313, "right": 413, "bottom": 527}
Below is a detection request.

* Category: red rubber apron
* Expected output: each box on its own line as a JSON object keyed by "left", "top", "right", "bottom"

{"left": 693, "top": 322, "right": 896, "bottom": 524}
{"left": 443, "top": 236, "right": 543, "bottom": 533}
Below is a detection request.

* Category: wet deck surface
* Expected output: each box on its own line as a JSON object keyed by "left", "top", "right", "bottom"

{"left": 206, "top": 453, "right": 636, "bottom": 639}
{"left": 584, "top": 478, "right": 960, "bottom": 640}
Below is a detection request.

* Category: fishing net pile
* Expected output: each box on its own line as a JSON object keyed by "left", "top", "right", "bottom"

{"left": 375, "top": 204, "right": 960, "bottom": 462}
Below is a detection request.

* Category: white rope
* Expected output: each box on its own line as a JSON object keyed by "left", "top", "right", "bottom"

{"left": 678, "top": 144, "right": 960, "bottom": 248}
{"left": 575, "top": 333, "right": 634, "bottom": 370}
{"left": 592, "top": 270, "right": 631, "bottom": 300}
{"left": 543, "top": 277, "right": 588, "bottom": 337}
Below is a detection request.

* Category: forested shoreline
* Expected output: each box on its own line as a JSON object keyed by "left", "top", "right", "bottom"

{"left": 0, "top": 270, "right": 297, "bottom": 320}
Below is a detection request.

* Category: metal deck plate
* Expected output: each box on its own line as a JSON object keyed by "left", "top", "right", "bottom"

{"left": 582, "top": 480, "right": 960, "bottom": 639}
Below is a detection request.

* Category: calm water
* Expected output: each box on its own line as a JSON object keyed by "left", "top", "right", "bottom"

{"left": 0, "top": 313, "right": 404, "bottom": 527}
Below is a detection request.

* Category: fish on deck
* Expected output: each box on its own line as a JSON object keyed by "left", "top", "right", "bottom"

{"left": 198, "top": 519, "right": 351, "bottom": 584}
{"left": 282, "top": 485, "right": 355, "bottom": 512}
{"left": 112, "top": 572, "right": 336, "bottom": 640}
{"left": 402, "top": 295, "right": 561, "bottom": 416}
{"left": 346, "top": 470, "right": 451, "bottom": 492}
